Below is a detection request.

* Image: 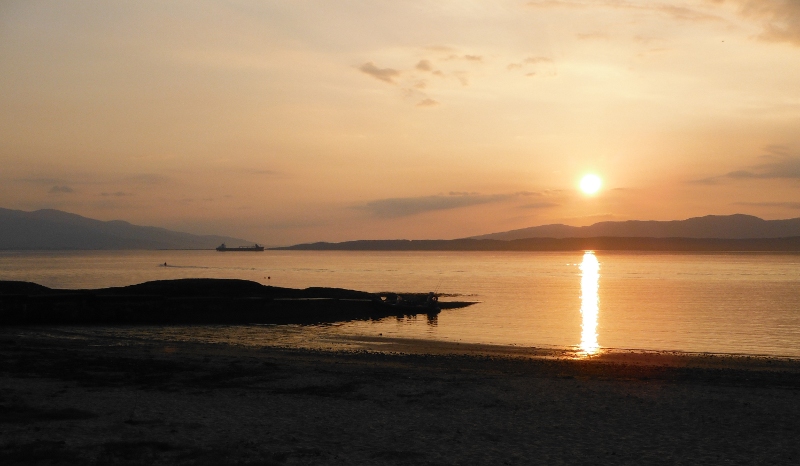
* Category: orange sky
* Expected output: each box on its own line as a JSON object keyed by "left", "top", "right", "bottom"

{"left": 2, "top": 0, "right": 799, "bottom": 245}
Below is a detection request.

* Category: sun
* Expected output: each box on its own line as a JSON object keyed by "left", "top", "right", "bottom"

{"left": 580, "top": 174, "right": 602, "bottom": 195}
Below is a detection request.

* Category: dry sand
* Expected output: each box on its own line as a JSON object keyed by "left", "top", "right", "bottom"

{"left": 2, "top": 328, "right": 800, "bottom": 465}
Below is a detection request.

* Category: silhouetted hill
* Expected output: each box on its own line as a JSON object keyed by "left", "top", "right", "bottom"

{"left": 273, "top": 214, "right": 800, "bottom": 252}
{"left": 0, "top": 208, "right": 255, "bottom": 250}
{"left": 273, "top": 237, "right": 800, "bottom": 252}
{"left": 471, "top": 214, "right": 800, "bottom": 240}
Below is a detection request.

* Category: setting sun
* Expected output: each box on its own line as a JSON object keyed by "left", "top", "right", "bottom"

{"left": 580, "top": 174, "right": 602, "bottom": 195}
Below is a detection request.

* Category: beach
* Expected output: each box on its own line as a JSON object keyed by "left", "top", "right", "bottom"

{"left": 6, "top": 2, "right": 800, "bottom": 464}
{"left": 2, "top": 329, "right": 799, "bottom": 465}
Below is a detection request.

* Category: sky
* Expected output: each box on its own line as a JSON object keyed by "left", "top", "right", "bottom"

{"left": 1, "top": 0, "right": 800, "bottom": 245}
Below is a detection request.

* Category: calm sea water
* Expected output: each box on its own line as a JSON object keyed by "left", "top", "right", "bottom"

{"left": 1, "top": 250, "right": 799, "bottom": 357}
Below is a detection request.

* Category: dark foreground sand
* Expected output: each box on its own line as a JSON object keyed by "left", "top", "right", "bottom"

{"left": 2, "top": 330, "right": 800, "bottom": 465}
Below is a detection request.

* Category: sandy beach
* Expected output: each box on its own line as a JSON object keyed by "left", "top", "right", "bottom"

{"left": 2, "top": 328, "right": 799, "bottom": 465}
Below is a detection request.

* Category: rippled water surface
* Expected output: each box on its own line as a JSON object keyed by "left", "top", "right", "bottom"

{"left": 2, "top": 250, "right": 799, "bottom": 357}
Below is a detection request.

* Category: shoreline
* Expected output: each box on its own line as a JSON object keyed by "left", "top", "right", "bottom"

{"left": 3, "top": 328, "right": 800, "bottom": 464}
{"left": 9, "top": 325, "right": 800, "bottom": 381}
{"left": 12, "top": 323, "right": 800, "bottom": 369}
{"left": 319, "top": 333, "right": 800, "bottom": 363}
{"left": 0, "top": 279, "right": 475, "bottom": 325}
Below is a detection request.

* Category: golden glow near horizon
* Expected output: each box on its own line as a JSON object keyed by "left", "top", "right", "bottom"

{"left": 579, "top": 251, "right": 600, "bottom": 355}
{"left": 579, "top": 175, "right": 602, "bottom": 195}
{"left": 1, "top": 1, "right": 800, "bottom": 244}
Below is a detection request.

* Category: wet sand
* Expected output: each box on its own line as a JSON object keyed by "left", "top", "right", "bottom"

{"left": 2, "top": 329, "right": 799, "bottom": 465}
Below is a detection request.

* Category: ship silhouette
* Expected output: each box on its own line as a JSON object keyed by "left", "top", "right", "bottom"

{"left": 216, "top": 243, "right": 264, "bottom": 252}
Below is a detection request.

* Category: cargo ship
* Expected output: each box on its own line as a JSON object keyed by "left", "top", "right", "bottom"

{"left": 216, "top": 243, "right": 265, "bottom": 252}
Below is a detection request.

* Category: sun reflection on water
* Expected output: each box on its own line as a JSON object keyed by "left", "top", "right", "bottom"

{"left": 579, "top": 251, "right": 600, "bottom": 355}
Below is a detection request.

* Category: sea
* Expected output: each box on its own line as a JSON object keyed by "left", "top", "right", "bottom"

{"left": 1, "top": 250, "right": 799, "bottom": 358}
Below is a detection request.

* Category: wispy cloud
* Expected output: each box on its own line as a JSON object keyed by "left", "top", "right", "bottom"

{"left": 519, "top": 201, "right": 560, "bottom": 209}
{"left": 732, "top": 0, "right": 800, "bottom": 46}
{"left": 526, "top": 0, "right": 722, "bottom": 22}
{"left": 651, "top": 3, "right": 724, "bottom": 22}
{"left": 688, "top": 176, "right": 722, "bottom": 185}
{"left": 360, "top": 194, "right": 506, "bottom": 218}
{"left": 417, "top": 98, "right": 439, "bottom": 107}
{"left": 359, "top": 48, "right": 486, "bottom": 107}
{"left": 18, "top": 177, "right": 65, "bottom": 185}
{"left": 442, "top": 54, "right": 485, "bottom": 62}
{"left": 733, "top": 201, "right": 800, "bottom": 209}
{"left": 358, "top": 62, "right": 400, "bottom": 83}
{"left": 725, "top": 155, "right": 800, "bottom": 179}
{"left": 691, "top": 147, "right": 800, "bottom": 183}
{"left": 508, "top": 56, "right": 554, "bottom": 73}
{"left": 359, "top": 193, "right": 518, "bottom": 218}
{"left": 415, "top": 60, "right": 433, "bottom": 71}
{"left": 101, "top": 191, "right": 133, "bottom": 197}
{"left": 414, "top": 59, "right": 444, "bottom": 76}
{"left": 125, "top": 174, "right": 170, "bottom": 185}
{"left": 48, "top": 185, "right": 74, "bottom": 194}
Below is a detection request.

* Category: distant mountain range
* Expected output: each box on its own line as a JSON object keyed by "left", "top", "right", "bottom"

{"left": 0, "top": 208, "right": 255, "bottom": 250}
{"left": 471, "top": 214, "right": 800, "bottom": 240}
{"left": 275, "top": 237, "right": 800, "bottom": 252}
{"left": 4, "top": 210, "right": 800, "bottom": 251}
{"left": 277, "top": 214, "right": 800, "bottom": 252}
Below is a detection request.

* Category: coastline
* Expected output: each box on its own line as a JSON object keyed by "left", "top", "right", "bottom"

{"left": 0, "top": 279, "right": 474, "bottom": 326}
{"left": 2, "top": 328, "right": 799, "bottom": 464}
{"left": 273, "top": 236, "right": 800, "bottom": 252}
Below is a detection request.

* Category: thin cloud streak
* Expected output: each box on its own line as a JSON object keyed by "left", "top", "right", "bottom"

{"left": 101, "top": 191, "right": 134, "bottom": 197}
{"left": 125, "top": 174, "right": 170, "bottom": 185}
{"left": 525, "top": 1, "right": 723, "bottom": 22}
{"left": 417, "top": 98, "right": 439, "bottom": 107}
{"left": 727, "top": 156, "right": 800, "bottom": 179}
{"left": 49, "top": 186, "right": 74, "bottom": 194}
{"left": 519, "top": 202, "right": 560, "bottom": 209}
{"left": 358, "top": 192, "right": 546, "bottom": 218}
{"left": 18, "top": 178, "right": 66, "bottom": 185}
{"left": 733, "top": 201, "right": 800, "bottom": 209}
{"left": 691, "top": 153, "right": 800, "bottom": 183}
{"left": 360, "top": 194, "right": 509, "bottom": 218}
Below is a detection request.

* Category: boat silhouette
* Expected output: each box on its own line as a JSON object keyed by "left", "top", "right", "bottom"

{"left": 216, "top": 243, "right": 264, "bottom": 252}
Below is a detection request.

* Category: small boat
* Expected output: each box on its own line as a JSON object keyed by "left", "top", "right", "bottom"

{"left": 216, "top": 243, "right": 265, "bottom": 252}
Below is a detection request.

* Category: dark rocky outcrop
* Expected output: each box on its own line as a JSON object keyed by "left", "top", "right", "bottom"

{"left": 0, "top": 279, "right": 472, "bottom": 325}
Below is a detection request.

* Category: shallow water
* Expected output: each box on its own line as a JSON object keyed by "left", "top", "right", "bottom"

{"left": 1, "top": 250, "right": 799, "bottom": 357}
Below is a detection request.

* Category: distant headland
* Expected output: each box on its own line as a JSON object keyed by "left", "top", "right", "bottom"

{"left": 0, "top": 207, "right": 256, "bottom": 250}
{"left": 470, "top": 214, "right": 800, "bottom": 241}
{"left": 0, "top": 278, "right": 474, "bottom": 325}
{"left": 273, "top": 236, "right": 800, "bottom": 252}
{"left": 4, "top": 209, "right": 800, "bottom": 251}
{"left": 276, "top": 215, "right": 800, "bottom": 252}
